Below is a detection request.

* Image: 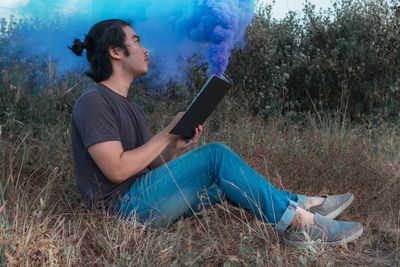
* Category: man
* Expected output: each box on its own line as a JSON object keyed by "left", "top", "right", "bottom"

{"left": 70, "top": 19, "right": 363, "bottom": 246}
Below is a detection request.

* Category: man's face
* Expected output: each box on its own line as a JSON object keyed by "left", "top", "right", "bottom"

{"left": 120, "top": 26, "right": 149, "bottom": 77}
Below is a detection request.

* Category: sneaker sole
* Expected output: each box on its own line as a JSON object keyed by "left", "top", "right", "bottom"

{"left": 324, "top": 193, "right": 354, "bottom": 220}
{"left": 284, "top": 225, "right": 363, "bottom": 247}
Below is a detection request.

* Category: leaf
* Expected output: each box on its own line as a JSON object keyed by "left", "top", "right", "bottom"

{"left": 390, "top": 86, "right": 398, "bottom": 93}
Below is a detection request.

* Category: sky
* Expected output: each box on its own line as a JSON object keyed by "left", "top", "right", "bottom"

{"left": 0, "top": 0, "right": 334, "bottom": 20}
{"left": 266, "top": 0, "right": 333, "bottom": 19}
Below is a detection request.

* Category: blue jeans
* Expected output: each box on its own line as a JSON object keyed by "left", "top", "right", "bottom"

{"left": 117, "top": 143, "right": 306, "bottom": 234}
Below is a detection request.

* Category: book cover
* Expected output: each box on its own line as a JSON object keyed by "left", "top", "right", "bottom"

{"left": 170, "top": 75, "right": 233, "bottom": 138}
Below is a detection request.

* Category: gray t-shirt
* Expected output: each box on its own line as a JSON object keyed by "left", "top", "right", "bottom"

{"left": 71, "top": 83, "right": 150, "bottom": 211}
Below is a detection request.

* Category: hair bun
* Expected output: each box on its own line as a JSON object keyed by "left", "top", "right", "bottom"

{"left": 69, "top": 39, "right": 87, "bottom": 56}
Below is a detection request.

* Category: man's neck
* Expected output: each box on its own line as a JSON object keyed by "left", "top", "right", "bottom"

{"left": 100, "top": 73, "right": 133, "bottom": 98}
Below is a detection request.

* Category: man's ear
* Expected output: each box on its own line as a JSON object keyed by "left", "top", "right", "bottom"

{"left": 108, "top": 47, "right": 123, "bottom": 59}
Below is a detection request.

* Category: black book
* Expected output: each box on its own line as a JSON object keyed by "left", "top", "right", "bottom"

{"left": 170, "top": 75, "right": 233, "bottom": 138}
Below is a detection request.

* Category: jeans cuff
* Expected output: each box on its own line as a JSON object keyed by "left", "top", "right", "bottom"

{"left": 275, "top": 200, "right": 297, "bottom": 234}
{"left": 296, "top": 194, "right": 307, "bottom": 206}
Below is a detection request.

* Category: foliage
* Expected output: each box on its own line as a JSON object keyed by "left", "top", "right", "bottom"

{"left": 228, "top": 0, "right": 400, "bottom": 122}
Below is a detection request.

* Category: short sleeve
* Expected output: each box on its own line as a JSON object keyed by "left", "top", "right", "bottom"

{"left": 72, "top": 91, "right": 121, "bottom": 148}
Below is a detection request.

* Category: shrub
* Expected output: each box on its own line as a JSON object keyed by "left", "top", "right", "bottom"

{"left": 228, "top": 0, "right": 400, "bottom": 122}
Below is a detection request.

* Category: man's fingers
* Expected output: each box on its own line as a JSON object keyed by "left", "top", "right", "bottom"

{"left": 185, "top": 125, "right": 202, "bottom": 145}
{"left": 189, "top": 128, "right": 199, "bottom": 144}
{"left": 195, "top": 126, "right": 201, "bottom": 138}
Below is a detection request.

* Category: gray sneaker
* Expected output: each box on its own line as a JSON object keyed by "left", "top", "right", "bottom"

{"left": 283, "top": 213, "right": 363, "bottom": 247}
{"left": 298, "top": 193, "right": 354, "bottom": 219}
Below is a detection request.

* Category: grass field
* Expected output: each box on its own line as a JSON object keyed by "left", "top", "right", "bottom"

{"left": 1, "top": 90, "right": 399, "bottom": 266}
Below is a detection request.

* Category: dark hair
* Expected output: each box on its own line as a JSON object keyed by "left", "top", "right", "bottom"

{"left": 69, "top": 19, "right": 131, "bottom": 83}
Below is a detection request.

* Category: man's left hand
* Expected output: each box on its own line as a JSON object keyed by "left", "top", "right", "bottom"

{"left": 174, "top": 124, "right": 203, "bottom": 150}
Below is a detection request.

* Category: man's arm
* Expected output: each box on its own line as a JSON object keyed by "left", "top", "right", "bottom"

{"left": 88, "top": 130, "right": 172, "bottom": 184}
{"left": 88, "top": 113, "right": 203, "bottom": 184}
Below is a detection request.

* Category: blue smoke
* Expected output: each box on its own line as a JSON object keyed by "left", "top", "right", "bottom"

{"left": 12, "top": 0, "right": 254, "bottom": 87}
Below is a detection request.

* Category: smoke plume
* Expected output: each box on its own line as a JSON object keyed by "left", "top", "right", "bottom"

{"left": 10, "top": 0, "right": 254, "bottom": 87}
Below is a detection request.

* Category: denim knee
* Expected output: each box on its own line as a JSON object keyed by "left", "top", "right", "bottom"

{"left": 204, "top": 142, "right": 232, "bottom": 153}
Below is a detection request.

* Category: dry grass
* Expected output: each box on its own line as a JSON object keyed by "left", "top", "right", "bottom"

{"left": 1, "top": 107, "right": 399, "bottom": 266}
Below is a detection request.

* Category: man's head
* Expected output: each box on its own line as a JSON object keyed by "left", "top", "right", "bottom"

{"left": 69, "top": 19, "right": 148, "bottom": 82}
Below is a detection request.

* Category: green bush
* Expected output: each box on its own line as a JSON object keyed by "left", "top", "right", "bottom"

{"left": 228, "top": 0, "right": 400, "bottom": 122}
